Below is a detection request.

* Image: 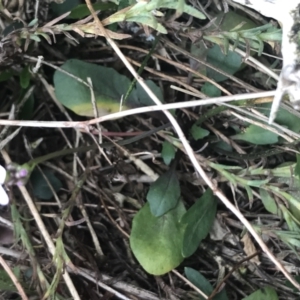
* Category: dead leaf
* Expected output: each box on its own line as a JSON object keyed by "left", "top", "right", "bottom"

{"left": 241, "top": 232, "right": 261, "bottom": 265}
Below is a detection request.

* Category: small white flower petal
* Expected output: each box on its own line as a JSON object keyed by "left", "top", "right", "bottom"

{"left": 0, "top": 186, "right": 9, "bottom": 205}
{"left": 0, "top": 165, "right": 6, "bottom": 184}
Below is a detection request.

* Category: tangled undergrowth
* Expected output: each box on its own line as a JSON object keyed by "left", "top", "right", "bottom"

{"left": 0, "top": 0, "right": 300, "bottom": 299}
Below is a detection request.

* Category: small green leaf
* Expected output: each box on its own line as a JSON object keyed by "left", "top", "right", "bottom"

{"left": 191, "top": 124, "right": 210, "bottom": 141}
{"left": 201, "top": 82, "right": 221, "bottom": 97}
{"left": 130, "top": 201, "right": 186, "bottom": 275}
{"left": 180, "top": 189, "right": 217, "bottom": 257}
{"left": 30, "top": 168, "right": 62, "bottom": 200}
{"left": 69, "top": 2, "right": 116, "bottom": 19}
{"left": 51, "top": 0, "right": 81, "bottom": 17}
{"left": 232, "top": 125, "right": 278, "bottom": 145}
{"left": 259, "top": 189, "right": 278, "bottom": 215}
{"left": 295, "top": 154, "right": 300, "bottom": 178}
{"left": 185, "top": 267, "right": 228, "bottom": 300}
{"left": 147, "top": 168, "right": 181, "bottom": 217}
{"left": 161, "top": 141, "right": 176, "bottom": 166}
{"left": 20, "top": 66, "right": 31, "bottom": 89}
{"left": 207, "top": 45, "right": 242, "bottom": 82}
{"left": 242, "top": 286, "right": 278, "bottom": 300}
{"left": 136, "top": 80, "right": 164, "bottom": 106}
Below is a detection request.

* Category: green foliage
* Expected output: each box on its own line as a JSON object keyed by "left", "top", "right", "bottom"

{"left": 206, "top": 44, "right": 243, "bottom": 82}
{"left": 259, "top": 189, "right": 278, "bottom": 215}
{"left": 68, "top": 2, "right": 116, "bottom": 19}
{"left": 130, "top": 202, "right": 186, "bottom": 275}
{"left": 161, "top": 141, "right": 176, "bottom": 165}
{"left": 295, "top": 154, "right": 300, "bottom": 178}
{"left": 50, "top": 0, "right": 81, "bottom": 17}
{"left": 180, "top": 189, "right": 217, "bottom": 257}
{"left": 190, "top": 124, "right": 210, "bottom": 141}
{"left": 201, "top": 82, "right": 221, "bottom": 97}
{"left": 146, "top": 168, "right": 181, "bottom": 217}
{"left": 242, "top": 286, "right": 278, "bottom": 300}
{"left": 185, "top": 267, "right": 228, "bottom": 300}
{"left": 105, "top": 0, "right": 205, "bottom": 34}
{"left": 20, "top": 66, "right": 31, "bottom": 89}
{"left": 54, "top": 59, "right": 163, "bottom": 116}
{"left": 30, "top": 168, "right": 62, "bottom": 200}
{"left": 204, "top": 11, "right": 281, "bottom": 56}
{"left": 232, "top": 125, "right": 278, "bottom": 145}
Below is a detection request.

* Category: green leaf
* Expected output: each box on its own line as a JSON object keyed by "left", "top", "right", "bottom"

{"left": 54, "top": 59, "right": 162, "bottom": 116}
{"left": 20, "top": 66, "right": 31, "bottom": 89}
{"left": 180, "top": 189, "right": 217, "bottom": 257}
{"left": 69, "top": 3, "right": 116, "bottom": 19}
{"left": 295, "top": 154, "right": 300, "bottom": 178}
{"left": 207, "top": 45, "right": 242, "bottom": 82}
{"left": 259, "top": 189, "right": 278, "bottom": 215}
{"left": 242, "top": 286, "right": 278, "bottom": 300}
{"left": 136, "top": 80, "right": 164, "bottom": 106}
{"left": 161, "top": 141, "right": 176, "bottom": 166}
{"left": 147, "top": 168, "right": 181, "bottom": 217}
{"left": 258, "top": 103, "right": 300, "bottom": 133}
{"left": 51, "top": 0, "right": 81, "bottom": 17}
{"left": 130, "top": 201, "right": 186, "bottom": 275}
{"left": 232, "top": 125, "right": 278, "bottom": 145}
{"left": 185, "top": 267, "right": 228, "bottom": 300}
{"left": 191, "top": 124, "right": 210, "bottom": 141}
{"left": 201, "top": 82, "right": 221, "bottom": 97}
{"left": 30, "top": 168, "right": 62, "bottom": 200}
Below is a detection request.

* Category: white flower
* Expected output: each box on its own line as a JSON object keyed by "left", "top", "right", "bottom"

{"left": 0, "top": 165, "right": 9, "bottom": 205}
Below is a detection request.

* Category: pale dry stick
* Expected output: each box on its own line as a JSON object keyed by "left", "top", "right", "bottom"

{"left": 219, "top": 100, "right": 300, "bottom": 140}
{"left": 232, "top": 47, "right": 280, "bottom": 81}
{"left": 78, "top": 268, "right": 164, "bottom": 300}
{"left": 1, "top": 151, "right": 81, "bottom": 300}
{"left": 126, "top": 56, "right": 206, "bottom": 97}
{"left": 84, "top": 0, "right": 300, "bottom": 292}
{"left": 0, "top": 91, "right": 277, "bottom": 129}
{"left": 171, "top": 270, "right": 208, "bottom": 299}
{"left": 121, "top": 44, "right": 229, "bottom": 95}
{"left": 87, "top": 77, "right": 102, "bottom": 143}
{"left": 229, "top": 110, "right": 294, "bottom": 142}
{"left": 104, "top": 136, "right": 158, "bottom": 181}
{"left": 76, "top": 267, "right": 131, "bottom": 300}
{"left": 161, "top": 37, "right": 260, "bottom": 93}
{"left": 0, "top": 255, "right": 29, "bottom": 300}
{"left": 224, "top": 103, "right": 300, "bottom": 140}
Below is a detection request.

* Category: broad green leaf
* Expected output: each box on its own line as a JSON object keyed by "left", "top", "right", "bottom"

{"left": 191, "top": 124, "right": 210, "bottom": 141}
{"left": 242, "top": 286, "right": 278, "bottom": 300}
{"left": 185, "top": 267, "right": 228, "bottom": 300}
{"left": 130, "top": 201, "right": 186, "bottom": 275}
{"left": 30, "top": 168, "right": 62, "bottom": 200}
{"left": 161, "top": 141, "right": 176, "bottom": 166}
{"left": 147, "top": 168, "right": 181, "bottom": 217}
{"left": 232, "top": 125, "right": 278, "bottom": 145}
{"left": 207, "top": 45, "right": 242, "bottom": 82}
{"left": 180, "top": 189, "right": 217, "bottom": 257}
{"left": 54, "top": 59, "right": 132, "bottom": 116}
{"left": 259, "top": 189, "right": 278, "bottom": 215}
{"left": 54, "top": 59, "right": 162, "bottom": 116}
